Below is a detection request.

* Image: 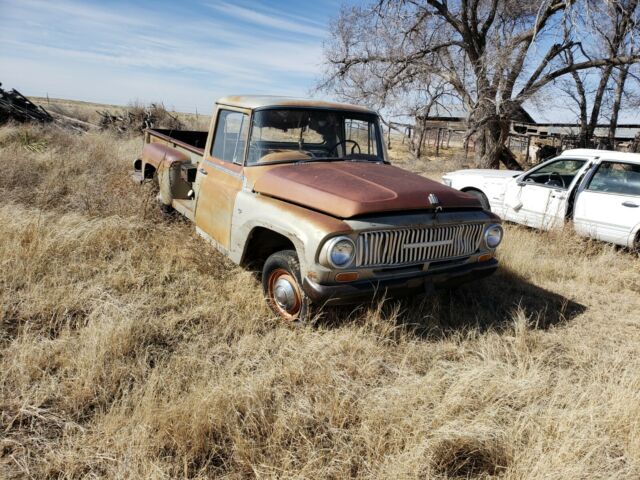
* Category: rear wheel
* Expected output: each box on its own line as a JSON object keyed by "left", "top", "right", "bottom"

{"left": 262, "top": 250, "right": 310, "bottom": 323}
{"left": 465, "top": 189, "right": 491, "bottom": 211}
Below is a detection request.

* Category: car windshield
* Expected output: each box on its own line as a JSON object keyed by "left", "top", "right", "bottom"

{"left": 246, "top": 108, "right": 383, "bottom": 165}
{"left": 523, "top": 158, "right": 586, "bottom": 188}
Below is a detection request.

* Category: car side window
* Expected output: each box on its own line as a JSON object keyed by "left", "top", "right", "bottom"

{"left": 587, "top": 161, "right": 640, "bottom": 196}
{"left": 211, "top": 110, "right": 249, "bottom": 163}
{"left": 523, "top": 159, "right": 586, "bottom": 189}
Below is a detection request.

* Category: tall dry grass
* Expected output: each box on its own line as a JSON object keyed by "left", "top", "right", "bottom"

{"left": 1, "top": 123, "right": 639, "bottom": 479}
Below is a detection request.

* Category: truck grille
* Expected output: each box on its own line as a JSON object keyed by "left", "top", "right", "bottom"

{"left": 355, "top": 224, "right": 485, "bottom": 267}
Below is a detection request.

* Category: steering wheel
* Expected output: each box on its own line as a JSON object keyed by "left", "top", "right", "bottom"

{"left": 546, "top": 171, "right": 566, "bottom": 188}
{"left": 328, "top": 139, "right": 361, "bottom": 157}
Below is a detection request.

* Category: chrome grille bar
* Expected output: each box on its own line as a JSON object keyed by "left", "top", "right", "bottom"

{"left": 356, "top": 224, "right": 485, "bottom": 268}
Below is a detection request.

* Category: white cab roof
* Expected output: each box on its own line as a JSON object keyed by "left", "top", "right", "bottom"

{"left": 216, "top": 95, "right": 376, "bottom": 114}
{"left": 561, "top": 149, "right": 640, "bottom": 163}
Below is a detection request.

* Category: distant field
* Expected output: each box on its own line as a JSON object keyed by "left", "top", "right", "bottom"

{"left": 1, "top": 115, "right": 639, "bottom": 478}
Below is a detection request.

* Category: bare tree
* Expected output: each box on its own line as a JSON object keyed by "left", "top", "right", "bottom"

{"left": 387, "top": 78, "right": 456, "bottom": 157}
{"left": 561, "top": 0, "right": 639, "bottom": 147}
{"left": 608, "top": 65, "right": 631, "bottom": 145}
{"left": 320, "top": 0, "right": 640, "bottom": 168}
{"left": 558, "top": 50, "right": 592, "bottom": 147}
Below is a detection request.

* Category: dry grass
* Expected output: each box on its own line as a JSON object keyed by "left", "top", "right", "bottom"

{"left": 1, "top": 122, "right": 639, "bottom": 479}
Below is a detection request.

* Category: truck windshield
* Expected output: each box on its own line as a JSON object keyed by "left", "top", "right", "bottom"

{"left": 246, "top": 108, "right": 383, "bottom": 165}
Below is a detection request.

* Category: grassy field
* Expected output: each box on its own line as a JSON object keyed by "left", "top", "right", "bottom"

{"left": 1, "top": 119, "right": 639, "bottom": 479}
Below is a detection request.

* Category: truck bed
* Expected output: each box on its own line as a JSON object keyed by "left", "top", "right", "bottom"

{"left": 134, "top": 129, "right": 208, "bottom": 221}
{"left": 144, "top": 128, "right": 208, "bottom": 156}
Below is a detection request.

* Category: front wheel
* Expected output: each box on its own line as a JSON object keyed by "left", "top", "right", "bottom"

{"left": 262, "top": 250, "right": 310, "bottom": 323}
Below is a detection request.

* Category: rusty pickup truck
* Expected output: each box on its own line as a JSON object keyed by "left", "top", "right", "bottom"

{"left": 133, "top": 96, "right": 503, "bottom": 321}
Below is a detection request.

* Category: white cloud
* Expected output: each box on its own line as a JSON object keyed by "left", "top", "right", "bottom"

{"left": 0, "top": 0, "right": 328, "bottom": 111}
{"left": 206, "top": 1, "right": 327, "bottom": 38}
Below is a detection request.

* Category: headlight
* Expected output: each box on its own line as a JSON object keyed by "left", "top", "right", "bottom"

{"left": 442, "top": 177, "right": 452, "bottom": 186}
{"left": 326, "top": 236, "right": 355, "bottom": 268}
{"left": 484, "top": 224, "right": 503, "bottom": 249}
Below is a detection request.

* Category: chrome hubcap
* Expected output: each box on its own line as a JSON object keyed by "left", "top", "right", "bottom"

{"left": 274, "top": 277, "right": 296, "bottom": 312}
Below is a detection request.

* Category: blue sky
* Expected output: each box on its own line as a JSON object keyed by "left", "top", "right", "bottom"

{"left": 0, "top": 0, "right": 338, "bottom": 112}
{"left": 1, "top": 0, "right": 638, "bottom": 123}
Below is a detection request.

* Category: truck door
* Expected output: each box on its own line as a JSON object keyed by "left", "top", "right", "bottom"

{"left": 503, "top": 158, "right": 587, "bottom": 230}
{"left": 194, "top": 108, "right": 249, "bottom": 251}
{"left": 573, "top": 160, "right": 640, "bottom": 246}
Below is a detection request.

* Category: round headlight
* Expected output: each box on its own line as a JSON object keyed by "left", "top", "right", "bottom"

{"left": 327, "top": 236, "right": 355, "bottom": 268}
{"left": 484, "top": 224, "right": 503, "bottom": 249}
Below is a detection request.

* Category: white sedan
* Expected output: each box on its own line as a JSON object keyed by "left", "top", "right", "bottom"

{"left": 442, "top": 149, "right": 640, "bottom": 249}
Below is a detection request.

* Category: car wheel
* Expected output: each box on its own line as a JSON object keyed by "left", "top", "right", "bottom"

{"left": 466, "top": 189, "right": 491, "bottom": 211}
{"left": 262, "top": 250, "right": 310, "bottom": 323}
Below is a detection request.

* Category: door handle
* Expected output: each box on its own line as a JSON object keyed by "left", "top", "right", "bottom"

{"left": 198, "top": 167, "right": 208, "bottom": 176}
{"left": 622, "top": 201, "right": 639, "bottom": 208}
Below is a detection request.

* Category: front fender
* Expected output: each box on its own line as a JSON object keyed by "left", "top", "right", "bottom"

{"left": 230, "top": 191, "right": 351, "bottom": 277}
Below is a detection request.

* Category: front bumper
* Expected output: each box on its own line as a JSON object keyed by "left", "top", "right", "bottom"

{"left": 302, "top": 258, "right": 498, "bottom": 306}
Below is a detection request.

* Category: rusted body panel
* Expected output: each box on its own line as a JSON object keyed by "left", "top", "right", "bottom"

{"left": 252, "top": 162, "right": 481, "bottom": 218}
{"left": 194, "top": 157, "right": 243, "bottom": 250}
{"left": 142, "top": 142, "right": 191, "bottom": 169}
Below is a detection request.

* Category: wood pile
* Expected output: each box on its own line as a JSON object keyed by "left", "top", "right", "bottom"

{"left": 0, "top": 84, "right": 53, "bottom": 124}
{"left": 97, "top": 103, "right": 183, "bottom": 133}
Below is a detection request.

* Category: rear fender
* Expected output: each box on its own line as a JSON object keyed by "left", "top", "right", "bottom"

{"left": 141, "top": 143, "right": 190, "bottom": 205}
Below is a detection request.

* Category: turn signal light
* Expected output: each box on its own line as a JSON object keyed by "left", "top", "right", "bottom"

{"left": 335, "top": 272, "right": 359, "bottom": 282}
{"left": 477, "top": 253, "right": 494, "bottom": 263}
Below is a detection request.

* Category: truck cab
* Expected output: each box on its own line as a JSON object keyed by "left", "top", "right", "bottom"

{"left": 134, "top": 96, "right": 504, "bottom": 321}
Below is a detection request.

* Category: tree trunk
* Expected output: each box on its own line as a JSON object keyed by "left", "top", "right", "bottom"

{"left": 474, "top": 116, "right": 523, "bottom": 170}
{"left": 570, "top": 70, "right": 590, "bottom": 148}
{"left": 410, "top": 118, "right": 428, "bottom": 158}
{"left": 609, "top": 66, "right": 629, "bottom": 145}
{"left": 585, "top": 65, "right": 614, "bottom": 146}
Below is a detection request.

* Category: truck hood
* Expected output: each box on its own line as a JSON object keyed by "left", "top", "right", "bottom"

{"left": 444, "top": 169, "right": 522, "bottom": 180}
{"left": 251, "top": 161, "right": 481, "bottom": 218}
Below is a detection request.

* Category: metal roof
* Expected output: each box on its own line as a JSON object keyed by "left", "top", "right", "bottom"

{"left": 421, "top": 104, "right": 536, "bottom": 123}
{"left": 527, "top": 124, "right": 640, "bottom": 140}
{"left": 216, "top": 95, "right": 376, "bottom": 114}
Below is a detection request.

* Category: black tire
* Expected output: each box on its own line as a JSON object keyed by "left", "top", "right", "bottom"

{"left": 262, "top": 250, "right": 310, "bottom": 323}
{"left": 159, "top": 202, "right": 174, "bottom": 215}
{"left": 466, "top": 189, "right": 491, "bottom": 211}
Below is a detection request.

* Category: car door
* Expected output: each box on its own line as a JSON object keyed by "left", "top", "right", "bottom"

{"left": 573, "top": 160, "right": 640, "bottom": 247}
{"left": 194, "top": 107, "right": 249, "bottom": 251}
{"left": 503, "top": 158, "right": 588, "bottom": 230}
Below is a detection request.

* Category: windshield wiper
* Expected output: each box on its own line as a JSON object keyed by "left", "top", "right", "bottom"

{"left": 294, "top": 157, "right": 384, "bottom": 164}
{"left": 294, "top": 157, "right": 349, "bottom": 164}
